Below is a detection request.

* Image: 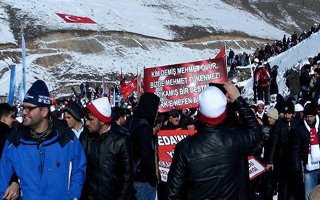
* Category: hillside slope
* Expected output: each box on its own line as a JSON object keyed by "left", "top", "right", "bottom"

{"left": 0, "top": 0, "right": 318, "bottom": 97}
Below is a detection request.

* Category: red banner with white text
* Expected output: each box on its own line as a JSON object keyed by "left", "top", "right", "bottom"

{"left": 144, "top": 47, "right": 227, "bottom": 112}
{"left": 157, "top": 130, "right": 196, "bottom": 182}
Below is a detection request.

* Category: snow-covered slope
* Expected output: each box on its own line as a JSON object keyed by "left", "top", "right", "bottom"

{"left": 1, "top": 0, "right": 287, "bottom": 42}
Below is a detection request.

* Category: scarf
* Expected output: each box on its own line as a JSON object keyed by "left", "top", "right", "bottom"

{"left": 305, "top": 115, "right": 320, "bottom": 171}
{"left": 28, "top": 118, "right": 54, "bottom": 142}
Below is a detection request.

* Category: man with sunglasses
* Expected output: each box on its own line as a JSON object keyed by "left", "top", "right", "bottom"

{"left": 0, "top": 80, "right": 86, "bottom": 200}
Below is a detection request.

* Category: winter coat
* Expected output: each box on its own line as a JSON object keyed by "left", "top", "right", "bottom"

{"left": 80, "top": 127, "right": 133, "bottom": 200}
{"left": 285, "top": 68, "right": 300, "bottom": 94}
{"left": 167, "top": 97, "right": 262, "bottom": 200}
{"left": 0, "top": 121, "right": 10, "bottom": 159}
{"left": 270, "top": 69, "right": 279, "bottom": 95}
{"left": 300, "top": 66, "right": 311, "bottom": 87}
{"left": 127, "top": 93, "right": 159, "bottom": 187}
{"left": 0, "top": 123, "right": 86, "bottom": 200}
{"left": 265, "top": 117, "right": 301, "bottom": 166}
{"left": 292, "top": 116, "right": 320, "bottom": 172}
{"left": 254, "top": 65, "right": 271, "bottom": 88}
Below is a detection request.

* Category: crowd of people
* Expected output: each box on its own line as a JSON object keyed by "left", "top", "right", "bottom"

{"left": 227, "top": 23, "right": 320, "bottom": 68}
{"left": 0, "top": 74, "right": 319, "bottom": 200}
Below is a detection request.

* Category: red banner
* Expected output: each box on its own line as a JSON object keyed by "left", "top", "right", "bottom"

{"left": 144, "top": 47, "right": 227, "bottom": 112}
{"left": 157, "top": 130, "right": 196, "bottom": 182}
{"left": 56, "top": 13, "right": 96, "bottom": 24}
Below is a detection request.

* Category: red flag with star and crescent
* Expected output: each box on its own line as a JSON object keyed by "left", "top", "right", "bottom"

{"left": 121, "top": 76, "right": 138, "bottom": 99}
{"left": 56, "top": 13, "right": 96, "bottom": 24}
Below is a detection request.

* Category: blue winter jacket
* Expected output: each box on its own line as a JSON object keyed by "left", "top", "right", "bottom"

{"left": 0, "top": 124, "right": 86, "bottom": 200}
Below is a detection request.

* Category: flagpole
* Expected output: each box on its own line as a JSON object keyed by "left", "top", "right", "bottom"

{"left": 21, "top": 33, "right": 26, "bottom": 99}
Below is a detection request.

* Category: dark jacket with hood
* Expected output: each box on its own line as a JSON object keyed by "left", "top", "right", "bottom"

{"left": 167, "top": 97, "right": 262, "bottom": 200}
{"left": 128, "top": 93, "right": 160, "bottom": 187}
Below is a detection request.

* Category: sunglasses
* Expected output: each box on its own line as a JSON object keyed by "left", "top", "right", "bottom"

{"left": 20, "top": 105, "right": 41, "bottom": 112}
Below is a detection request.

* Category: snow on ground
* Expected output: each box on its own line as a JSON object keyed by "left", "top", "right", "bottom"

{"left": 0, "top": 0, "right": 287, "bottom": 43}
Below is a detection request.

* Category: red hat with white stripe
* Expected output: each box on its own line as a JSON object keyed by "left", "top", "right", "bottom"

{"left": 198, "top": 86, "right": 227, "bottom": 126}
{"left": 87, "top": 97, "right": 112, "bottom": 123}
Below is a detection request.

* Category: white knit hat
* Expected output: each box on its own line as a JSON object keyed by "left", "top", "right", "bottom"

{"left": 267, "top": 107, "right": 279, "bottom": 120}
{"left": 198, "top": 86, "right": 227, "bottom": 125}
{"left": 295, "top": 103, "right": 304, "bottom": 112}
{"left": 87, "top": 97, "right": 112, "bottom": 123}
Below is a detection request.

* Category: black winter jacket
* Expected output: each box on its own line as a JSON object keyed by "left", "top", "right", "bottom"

{"left": 167, "top": 97, "right": 262, "bottom": 200}
{"left": 292, "top": 117, "right": 320, "bottom": 172}
{"left": 265, "top": 116, "right": 301, "bottom": 165}
{"left": 80, "top": 127, "right": 133, "bottom": 200}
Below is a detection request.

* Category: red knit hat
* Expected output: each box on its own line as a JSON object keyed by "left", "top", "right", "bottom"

{"left": 198, "top": 86, "right": 227, "bottom": 126}
{"left": 87, "top": 97, "right": 112, "bottom": 123}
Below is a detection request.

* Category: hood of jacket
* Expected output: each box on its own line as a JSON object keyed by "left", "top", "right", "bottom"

{"left": 133, "top": 92, "right": 160, "bottom": 126}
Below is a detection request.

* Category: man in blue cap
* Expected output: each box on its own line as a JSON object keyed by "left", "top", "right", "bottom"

{"left": 0, "top": 80, "right": 86, "bottom": 200}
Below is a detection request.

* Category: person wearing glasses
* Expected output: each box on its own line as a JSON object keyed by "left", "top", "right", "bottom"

{"left": 0, "top": 80, "right": 86, "bottom": 200}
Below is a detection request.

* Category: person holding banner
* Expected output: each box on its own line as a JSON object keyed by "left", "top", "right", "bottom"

{"left": 167, "top": 83, "right": 262, "bottom": 199}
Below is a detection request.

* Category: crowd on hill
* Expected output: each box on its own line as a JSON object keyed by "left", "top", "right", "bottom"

{"left": 227, "top": 23, "right": 320, "bottom": 68}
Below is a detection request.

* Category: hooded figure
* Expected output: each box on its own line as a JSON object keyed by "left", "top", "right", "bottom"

{"left": 128, "top": 92, "right": 160, "bottom": 200}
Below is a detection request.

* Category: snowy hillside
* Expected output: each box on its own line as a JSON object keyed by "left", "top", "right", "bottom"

{"left": 0, "top": 0, "right": 287, "bottom": 42}
{"left": 0, "top": 0, "right": 318, "bottom": 98}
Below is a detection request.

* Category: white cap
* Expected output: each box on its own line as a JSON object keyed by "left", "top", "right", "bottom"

{"left": 198, "top": 86, "right": 227, "bottom": 125}
{"left": 295, "top": 103, "right": 304, "bottom": 112}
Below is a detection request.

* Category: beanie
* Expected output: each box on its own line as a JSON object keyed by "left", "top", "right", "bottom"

{"left": 169, "top": 109, "right": 180, "bottom": 118}
{"left": 295, "top": 103, "right": 304, "bottom": 112}
{"left": 256, "top": 100, "right": 265, "bottom": 108}
{"left": 198, "top": 86, "right": 227, "bottom": 126}
{"left": 284, "top": 101, "right": 295, "bottom": 113}
{"left": 87, "top": 97, "right": 112, "bottom": 123}
{"left": 267, "top": 107, "right": 279, "bottom": 120}
{"left": 64, "top": 102, "right": 83, "bottom": 122}
{"left": 23, "top": 80, "right": 51, "bottom": 107}
{"left": 304, "top": 103, "right": 317, "bottom": 116}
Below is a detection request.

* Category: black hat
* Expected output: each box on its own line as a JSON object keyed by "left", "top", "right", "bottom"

{"left": 283, "top": 101, "right": 294, "bottom": 113}
{"left": 169, "top": 109, "right": 180, "bottom": 118}
{"left": 23, "top": 80, "right": 51, "bottom": 107}
{"left": 304, "top": 103, "right": 317, "bottom": 116}
{"left": 64, "top": 102, "right": 83, "bottom": 122}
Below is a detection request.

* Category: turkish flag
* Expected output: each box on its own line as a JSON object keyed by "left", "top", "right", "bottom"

{"left": 121, "top": 76, "right": 137, "bottom": 99}
{"left": 56, "top": 13, "right": 96, "bottom": 24}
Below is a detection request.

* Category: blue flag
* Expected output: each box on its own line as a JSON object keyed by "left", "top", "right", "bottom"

{"left": 7, "top": 65, "right": 16, "bottom": 105}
